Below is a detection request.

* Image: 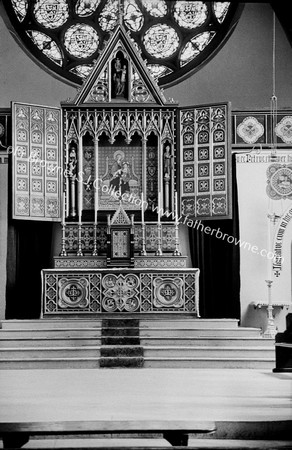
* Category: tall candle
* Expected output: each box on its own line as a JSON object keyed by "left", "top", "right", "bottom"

{"left": 94, "top": 181, "right": 98, "bottom": 225}
{"left": 78, "top": 203, "right": 82, "bottom": 225}
{"left": 141, "top": 192, "right": 145, "bottom": 225}
{"left": 174, "top": 191, "right": 178, "bottom": 222}
{"left": 62, "top": 193, "right": 65, "bottom": 226}
{"left": 94, "top": 206, "right": 97, "bottom": 226}
{"left": 158, "top": 191, "right": 161, "bottom": 224}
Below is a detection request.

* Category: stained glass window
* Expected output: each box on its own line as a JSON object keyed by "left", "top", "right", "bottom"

{"left": 11, "top": 0, "right": 28, "bottom": 21}
{"left": 144, "top": 24, "right": 180, "bottom": 58}
{"left": 2, "top": 1, "right": 243, "bottom": 87}
{"left": 75, "top": 0, "right": 101, "bottom": 17}
{"left": 214, "top": 2, "right": 230, "bottom": 24}
{"left": 180, "top": 32, "right": 215, "bottom": 67}
{"left": 98, "top": 0, "right": 119, "bottom": 32}
{"left": 141, "top": 0, "right": 167, "bottom": 18}
{"left": 174, "top": 1, "right": 208, "bottom": 29}
{"left": 26, "top": 30, "right": 63, "bottom": 66}
{"left": 124, "top": 0, "right": 144, "bottom": 32}
{"left": 64, "top": 24, "right": 99, "bottom": 58}
{"left": 33, "top": 0, "right": 69, "bottom": 29}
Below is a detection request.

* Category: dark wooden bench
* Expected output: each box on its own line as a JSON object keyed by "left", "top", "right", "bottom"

{"left": 0, "top": 420, "right": 216, "bottom": 449}
{"left": 274, "top": 313, "right": 292, "bottom": 372}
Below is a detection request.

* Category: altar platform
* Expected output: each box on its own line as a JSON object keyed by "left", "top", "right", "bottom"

{"left": 0, "top": 368, "right": 291, "bottom": 448}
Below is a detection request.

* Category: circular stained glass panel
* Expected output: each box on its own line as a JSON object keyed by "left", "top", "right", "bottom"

{"left": 33, "top": 0, "right": 69, "bottom": 29}
{"left": 64, "top": 24, "right": 99, "bottom": 58}
{"left": 174, "top": 1, "right": 208, "bottom": 29}
{"left": 143, "top": 24, "right": 179, "bottom": 58}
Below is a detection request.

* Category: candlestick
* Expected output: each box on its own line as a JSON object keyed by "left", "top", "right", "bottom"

{"left": 60, "top": 194, "right": 67, "bottom": 257}
{"left": 78, "top": 204, "right": 82, "bottom": 225}
{"left": 140, "top": 193, "right": 147, "bottom": 256}
{"left": 94, "top": 205, "right": 97, "bottom": 226}
{"left": 158, "top": 191, "right": 161, "bottom": 224}
{"left": 62, "top": 192, "right": 66, "bottom": 226}
{"left": 263, "top": 280, "right": 276, "bottom": 338}
{"left": 174, "top": 190, "right": 178, "bottom": 221}
{"left": 173, "top": 190, "right": 181, "bottom": 256}
{"left": 141, "top": 192, "right": 145, "bottom": 225}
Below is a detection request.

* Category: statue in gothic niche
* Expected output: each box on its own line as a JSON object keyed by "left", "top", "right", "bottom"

{"left": 68, "top": 143, "right": 77, "bottom": 179}
{"left": 163, "top": 144, "right": 173, "bottom": 180}
{"left": 112, "top": 53, "right": 128, "bottom": 98}
{"left": 67, "top": 141, "right": 78, "bottom": 217}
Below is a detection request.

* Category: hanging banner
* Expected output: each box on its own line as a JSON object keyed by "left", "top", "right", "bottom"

{"left": 273, "top": 204, "right": 292, "bottom": 276}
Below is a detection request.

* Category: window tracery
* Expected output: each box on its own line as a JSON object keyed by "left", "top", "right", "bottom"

{"left": 3, "top": 0, "right": 242, "bottom": 87}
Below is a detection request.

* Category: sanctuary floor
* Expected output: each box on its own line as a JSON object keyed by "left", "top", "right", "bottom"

{"left": 0, "top": 368, "right": 291, "bottom": 446}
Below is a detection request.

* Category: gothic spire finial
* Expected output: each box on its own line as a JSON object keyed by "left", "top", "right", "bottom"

{"left": 118, "top": 0, "right": 123, "bottom": 26}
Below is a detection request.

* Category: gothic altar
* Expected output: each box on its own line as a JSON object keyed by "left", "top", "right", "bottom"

{"left": 11, "top": 25, "right": 231, "bottom": 318}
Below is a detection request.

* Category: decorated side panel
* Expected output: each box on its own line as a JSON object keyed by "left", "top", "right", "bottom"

{"left": 12, "top": 103, "right": 62, "bottom": 220}
{"left": 180, "top": 103, "right": 232, "bottom": 220}
{"left": 0, "top": 109, "right": 12, "bottom": 150}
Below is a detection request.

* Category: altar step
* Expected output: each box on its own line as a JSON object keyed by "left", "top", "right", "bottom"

{"left": 0, "top": 318, "right": 275, "bottom": 369}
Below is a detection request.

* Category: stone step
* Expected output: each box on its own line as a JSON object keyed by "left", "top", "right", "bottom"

{"left": 140, "top": 327, "right": 262, "bottom": 338}
{"left": 141, "top": 337, "right": 274, "bottom": 347}
{"left": 0, "top": 328, "right": 101, "bottom": 338}
{"left": 143, "top": 346, "right": 275, "bottom": 359}
{"left": 0, "top": 319, "right": 102, "bottom": 329}
{"left": 0, "top": 346, "right": 100, "bottom": 359}
{"left": 144, "top": 357, "right": 275, "bottom": 369}
{"left": 0, "top": 337, "right": 101, "bottom": 348}
{"left": 0, "top": 358, "right": 100, "bottom": 369}
{"left": 140, "top": 319, "right": 240, "bottom": 329}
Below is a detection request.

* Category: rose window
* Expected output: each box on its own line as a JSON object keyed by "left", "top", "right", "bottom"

{"left": 3, "top": 1, "right": 243, "bottom": 87}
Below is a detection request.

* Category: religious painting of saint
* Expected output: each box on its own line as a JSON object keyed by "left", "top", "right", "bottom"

{"left": 99, "top": 147, "right": 141, "bottom": 210}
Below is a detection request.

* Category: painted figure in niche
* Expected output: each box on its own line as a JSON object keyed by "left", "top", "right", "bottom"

{"left": 109, "top": 150, "right": 124, "bottom": 191}
{"left": 120, "top": 161, "right": 130, "bottom": 195}
{"left": 109, "top": 150, "right": 132, "bottom": 196}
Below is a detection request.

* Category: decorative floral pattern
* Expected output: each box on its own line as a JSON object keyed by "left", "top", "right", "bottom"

{"left": 42, "top": 270, "right": 199, "bottom": 315}
{"left": 236, "top": 116, "right": 264, "bottom": 144}
{"left": 266, "top": 164, "right": 292, "bottom": 200}
{"left": 275, "top": 116, "right": 292, "bottom": 144}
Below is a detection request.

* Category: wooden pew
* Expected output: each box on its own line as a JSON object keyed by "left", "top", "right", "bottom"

{"left": 0, "top": 420, "right": 216, "bottom": 449}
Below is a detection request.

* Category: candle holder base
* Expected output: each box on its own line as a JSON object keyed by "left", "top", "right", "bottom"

{"left": 263, "top": 326, "right": 277, "bottom": 339}
{"left": 262, "top": 279, "right": 277, "bottom": 339}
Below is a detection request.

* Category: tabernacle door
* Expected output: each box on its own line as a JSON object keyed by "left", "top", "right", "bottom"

{"left": 179, "top": 102, "right": 232, "bottom": 220}
{"left": 12, "top": 102, "right": 62, "bottom": 221}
